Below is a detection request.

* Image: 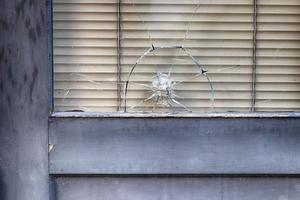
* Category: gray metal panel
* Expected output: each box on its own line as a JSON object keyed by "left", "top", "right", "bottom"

{"left": 54, "top": 177, "right": 300, "bottom": 200}
{"left": 49, "top": 118, "right": 300, "bottom": 174}
{"left": 0, "top": 0, "right": 49, "bottom": 200}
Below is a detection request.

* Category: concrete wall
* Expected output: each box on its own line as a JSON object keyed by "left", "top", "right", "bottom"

{"left": 0, "top": 0, "right": 49, "bottom": 199}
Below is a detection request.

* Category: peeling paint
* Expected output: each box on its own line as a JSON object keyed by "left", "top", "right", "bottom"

{"left": 48, "top": 144, "right": 54, "bottom": 153}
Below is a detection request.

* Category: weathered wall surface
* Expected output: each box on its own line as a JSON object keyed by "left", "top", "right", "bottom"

{"left": 0, "top": 0, "right": 49, "bottom": 199}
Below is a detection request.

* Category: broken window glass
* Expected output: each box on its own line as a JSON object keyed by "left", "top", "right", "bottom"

{"left": 53, "top": 0, "right": 300, "bottom": 113}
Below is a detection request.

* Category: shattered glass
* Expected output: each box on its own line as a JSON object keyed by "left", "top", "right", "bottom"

{"left": 124, "top": 45, "right": 215, "bottom": 113}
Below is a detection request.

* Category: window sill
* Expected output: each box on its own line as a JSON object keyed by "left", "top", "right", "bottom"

{"left": 50, "top": 111, "right": 300, "bottom": 118}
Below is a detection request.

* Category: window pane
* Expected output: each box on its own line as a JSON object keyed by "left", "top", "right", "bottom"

{"left": 53, "top": 0, "right": 300, "bottom": 113}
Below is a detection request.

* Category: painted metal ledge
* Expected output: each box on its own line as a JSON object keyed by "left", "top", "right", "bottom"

{"left": 49, "top": 117, "right": 300, "bottom": 174}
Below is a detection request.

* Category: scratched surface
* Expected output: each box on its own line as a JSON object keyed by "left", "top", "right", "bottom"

{"left": 0, "top": 0, "right": 49, "bottom": 200}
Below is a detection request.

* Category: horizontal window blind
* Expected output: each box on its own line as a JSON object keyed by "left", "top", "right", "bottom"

{"left": 255, "top": 0, "right": 300, "bottom": 111}
{"left": 53, "top": 0, "right": 300, "bottom": 112}
{"left": 54, "top": 0, "right": 119, "bottom": 112}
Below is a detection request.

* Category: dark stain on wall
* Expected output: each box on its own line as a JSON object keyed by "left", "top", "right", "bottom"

{"left": 7, "top": 65, "right": 17, "bottom": 88}
{"left": 0, "top": 169, "right": 7, "bottom": 200}
{"left": 7, "top": 66, "right": 13, "bottom": 81}
{"left": 25, "top": 17, "right": 31, "bottom": 29}
{"left": 29, "top": 66, "right": 38, "bottom": 103}
{"left": 6, "top": 94, "right": 11, "bottom": 108}
{"left": 29, "top": 0, "right": 35, "bottom": 7}
{"left": 15, "top": 0, "right": 27, "bottom": 19}
{"left": 0, "top": 19, "right": 9, "bottom": 30}
{"left": 36, "top": 23, "right": 41, "bottom": 37}
{"left": 28, "top": 27, "right": 37, "bottom": 43}
{"left": 40, "top": 9, "right": 45, "bottom": 26}
{"left": 23, "top": 73, "right": 28, "bottom": 83}
{"left": 0, "top": 81, "right": 3, "bottom": 93}
{"left": 0, "top": 47, "right": 4, "bottom": 62}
